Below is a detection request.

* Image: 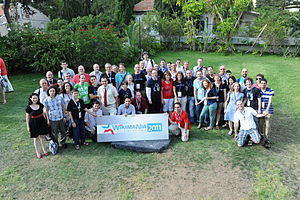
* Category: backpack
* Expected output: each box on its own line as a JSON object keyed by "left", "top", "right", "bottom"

{"left": 49, "top": 140, "right": 58, "bottom": 155}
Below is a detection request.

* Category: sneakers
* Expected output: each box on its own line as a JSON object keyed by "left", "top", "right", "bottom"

{"left": 263, "top": 140, "right": 271, "bottom": 149}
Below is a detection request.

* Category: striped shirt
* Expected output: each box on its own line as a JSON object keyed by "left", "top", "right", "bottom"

{"left": 260, "top": 87, "right": 274, "bottom": 114}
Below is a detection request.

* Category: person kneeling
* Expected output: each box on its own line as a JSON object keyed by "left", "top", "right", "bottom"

{"left": 67, "top": 89, "right": 97, "bottom": 150}
{"left": 85, "top": 100, "right": 102, "bottom": 142}
{"left": 234, "top": 101, "right": 265, "bottom": 147}
{"left": 169, "top": 102, "right": 191, "bottom": 142}
{"left": 117, "top": 98, "right": 136, "bottom": 116}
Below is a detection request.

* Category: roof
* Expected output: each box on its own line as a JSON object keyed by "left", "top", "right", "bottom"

{"left": 133, "top": 0, "right": 154, "bottom": 12}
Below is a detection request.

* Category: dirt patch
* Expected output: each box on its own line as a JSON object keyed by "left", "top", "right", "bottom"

{"left": 135, "top": 152, "right": 251, "bottom": 200}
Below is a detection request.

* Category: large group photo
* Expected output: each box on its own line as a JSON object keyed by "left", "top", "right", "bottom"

{"left": 1, "top": 0, "right": 300, "bottom": 199}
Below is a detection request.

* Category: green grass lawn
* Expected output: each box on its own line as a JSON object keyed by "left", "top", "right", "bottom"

{"left": 0, "top": 51, "right": 299, "bottom": 200}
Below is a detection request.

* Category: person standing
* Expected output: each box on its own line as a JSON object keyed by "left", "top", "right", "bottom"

{"left": 97, "top": 77, "right": 118, "bottom": 115}
{"left": 0, "top": 58, "right": 14, "bottom": 92}
{"left": 142, "top": 51, "right": 155, "bottom": 69}
{"left": 161, "top": 71, "right": 174, "bottom": 116}
{"left": 185, "top": 70, "right": 196, "bottom": 123}
{"left": 73, "top": 74, "right": 91, "bottom": 108}
{"left": 89, "top": 64, "right": 102, "bottom": 85}
{"left": 115, "top": 63, "right": 129, "bottom": 91}
{"left": 25, "top": 93, "right": 49, "bottom": 158}
{"left": 67, "top": 89, "right": 97, "bottom": 150}
{"left": 43, "top": 86, "right": 67, "bottom": 149}
{"left": 213, "top": 74, "right": 227, "bottom": 128}
{"left": 169, "top": 102, "right": 191, "bottom": 142}
{"left": 224, "top": 82, "right": 244, "bottom": 137}
{"left": 193, "top": 58, "right": 204, "bottom": 74}
{"left": 45, "top": 71, "right": 57, "bottom": 87}
{"left": 259, "top": 78, "right": 274, "bottom": 148}
{"left": 132, "top": 64, "right": 147, "bottom": 96}
{"left": 58, "top": 60, "right": 75, "bottom": 80}
{"left": 146, "top": 70, "right": 162, "bottom": 113}
{"left": 72, "top": 65, "right": 91, "bottom": 85}
{"left": 100, "top": 63, "right": 116, "bottom": 87}
{"left": 34, "top": 79, "right": 49, "bottom": 105}
{"left": 193, "top": 70, "right": 207, "bottom": 123}
{"left": 88, "top": 75, "right": 100, "bottom": 103}
{"left": 237, "top": 68, "right": 252, "bottom": 90}
{"left": 243, "top": 77, "right": 261, "bottom": 131}
{"left": 173, "top": 71, "right": 187, "bottom": 111}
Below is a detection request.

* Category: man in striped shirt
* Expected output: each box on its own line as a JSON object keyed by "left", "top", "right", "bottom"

{"left": 259, "top": 78, "right": 274, "bottom": 149}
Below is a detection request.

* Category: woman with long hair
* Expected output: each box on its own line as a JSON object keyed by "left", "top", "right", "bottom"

{"left": 224, "top": 82, "right": 244, "bottom": 136}
{"left": 60, "top": 82, "right": 73, "bottom": 138}
{"left": 162, "top": 71, "right": 174, "bottom": 116}
{"left": 173, "top": 71, "right": 187, "bottom": 111}
{"left": 197, "top": 80, "right": 218, "bottom": 130}
{"left": 213, "top": 74, "right": 227, "bottom": 128}
{"left": 25, "top": 93, "right": 49, "bottom": 158}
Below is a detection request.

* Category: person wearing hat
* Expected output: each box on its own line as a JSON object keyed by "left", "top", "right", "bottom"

{"left": 142, "top": 51, "right": 155, "bottom": 69}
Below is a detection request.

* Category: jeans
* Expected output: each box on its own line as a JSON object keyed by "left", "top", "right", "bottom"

{"left": 73, "top": 119, "right": 86, "bottom": 145}
{"left": 50, "top": 119, "right": 67, "bottom": 145}
{"left": 196, "top": 101, "right": 204, "bottom": 122}
{"left": 187, "top": 96, "right": 195, "bottom": 123}
{"left": 200, "top": 102, "right": 217, "bottom": 127}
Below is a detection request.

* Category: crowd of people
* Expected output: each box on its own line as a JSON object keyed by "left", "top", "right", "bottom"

{"left": 24, "top": 52, "right": 275, "bottom": 158}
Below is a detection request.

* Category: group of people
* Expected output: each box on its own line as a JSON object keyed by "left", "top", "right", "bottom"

{"left": 25, "top": 52, "right": 275, "bottom": 158}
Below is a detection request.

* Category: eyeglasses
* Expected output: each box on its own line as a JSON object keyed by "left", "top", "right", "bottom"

{"left": 174, "top": 107, "right": 180, "bottom": 108}
{"left": 256, "top": 78, "right": 262, "bottom": 80}
{"left": 220, "top": 69, "right": 225, "bottom": 70}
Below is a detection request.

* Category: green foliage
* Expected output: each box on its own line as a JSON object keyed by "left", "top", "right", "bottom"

{"left": 0, "top": 15, "right": 135, "bottom": 72}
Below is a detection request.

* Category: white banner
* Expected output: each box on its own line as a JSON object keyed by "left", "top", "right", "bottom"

{"left": 96, "top": 114, "right": 169, "bottom": 142}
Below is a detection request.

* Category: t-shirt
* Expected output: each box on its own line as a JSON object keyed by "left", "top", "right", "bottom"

{"left": 193, "top": 79, "right": 205, "bottom": 100}
{"left": 205, "top": 88, "right": 218, "bottom": 105}
{"left": 260, "top": 87, "right": 274, "bottom": 114}
{"left": 72, "top": 73, "right": 91, "bottom": 85}
{"left": 146, "top": 78, "right": 162, "bottom": 102}
{"left": 170, "top": 110, "right": 191, "bottom": 130}
{"left": 157, "top": 70, "right": 164, "bottom": 80}
{"left": 100, "top": 72, "right": 116, "bottom": 86}
{"left": 162, "top": 80, "right": 174, "bottom": 99}
{"left": 88, "top": 85, "right": 99, "bottom": 96}
{"left": 0, "top": 58, "right": 8, "bottom": 75}
{"left": 234, "top": 107, "right": 257, "bottom": 130}
{"left": 243, "top": 87, "right": 261, "bottom": 110}
{"left": 74, "top": 82, "right": 90, "bottom": 104}
{"left": 115, "top": 72, "right": 129, "bottom": 90}
{"left": 185, "top": 77, "right": 195, "bottom": 97}
{"left": 118, "top": 88, "right": 132, "bottom": 104}
{"left": 173, "top": 81, "right": 187, "bottom": 98}
{"left": 67, "top": 99, "right": 86, "bottom": 120}
{"left": 213, "top": 82, "right": 227, "bottom": 103}
{"left": 132, "top": 73, "right": 147, "bottom": 91}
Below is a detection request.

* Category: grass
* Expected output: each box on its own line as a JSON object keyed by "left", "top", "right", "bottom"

{"left": 0, "top": 51, "right": 300, "bottom": 200}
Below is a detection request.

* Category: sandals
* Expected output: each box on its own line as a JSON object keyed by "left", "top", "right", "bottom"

{"left": 36, "top": 154, "right": 42, "bottom": 159}
{"left": 222, "top": 123, "right": 228, "bottom": 128}
{"left": 204, "top": 127, "right": 213, "bottom": 131}
{"left": 75, "top": 145, "right": 80, "bottom": 150}
{"left": 228, "top": 130, "right": 233, "bottom": 135}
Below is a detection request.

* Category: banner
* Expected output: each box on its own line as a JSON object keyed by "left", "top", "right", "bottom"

{"left": 96, "top": 114, "right": 169, "bottom": 142}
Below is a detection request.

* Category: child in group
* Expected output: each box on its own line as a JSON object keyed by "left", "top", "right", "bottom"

{"left": 25, "top": 93, "right": 49, "bottom": 158}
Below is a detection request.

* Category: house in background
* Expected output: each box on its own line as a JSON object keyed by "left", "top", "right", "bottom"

{"left": 0, "top": 2, "right": 50, "bottom": 36}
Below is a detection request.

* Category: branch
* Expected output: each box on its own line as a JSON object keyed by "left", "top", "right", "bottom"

{"left": 247, "top": 24, "right": 268, "bottom": 53}
{"left": 4, "top": 0, "right": 12, "bottom": 24}
{"left": 214, "top": 5, "right": 223, "bottom": 22}
{"left": 234, "top": 11, "right": 243, "bottom": 29}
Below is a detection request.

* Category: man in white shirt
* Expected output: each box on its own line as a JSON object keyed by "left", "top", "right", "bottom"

{"left": 89, "top": 64, "right": 102, "bottom": 85}
{"left": 234, "top": 100, "right": 265, "bottom": 147}
{"left": 193, "top": 58, "right": 204, "bottom": 73}
{"left": 142, "top": 51, "right": 155, "bottom": 69}
{"left": 97, "top": 77, "right": 118, "bottom": 115}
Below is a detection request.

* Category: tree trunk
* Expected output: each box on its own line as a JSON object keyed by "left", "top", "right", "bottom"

{"left": 4, "top": 0, "right": 12, "bottom": 24}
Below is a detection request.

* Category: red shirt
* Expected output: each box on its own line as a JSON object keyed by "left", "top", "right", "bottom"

{"left": 170, "top": 110, "right": 191, "bottom": 130}
{"left": 162, "top": 80, "right": 174, "bottom": 99}
{"left": 72, "top": 73, "right": 91, "bottom": 85}
{"left": 132, "top": 97, "right": 148, "bottom": 113}
{"left": 0, "top": 58, "right": 8, "bottom": 75}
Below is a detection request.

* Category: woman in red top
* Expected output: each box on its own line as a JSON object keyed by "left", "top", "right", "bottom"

{"left": 162, "top": 71, "right": 174, "bottom": 116}
{"left": 0, "top": 58, "right": 14, "bottom": 93}
{"left": 169, "top": 102, "right": 191, "bottom": 142}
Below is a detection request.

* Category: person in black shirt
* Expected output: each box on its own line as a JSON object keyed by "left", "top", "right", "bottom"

{"left": 118, "top": 82, "right": 132, "bottom": 104}
{"left": 243, "top": 77, "right": 261, "bottom": 131}
{"left": 132, "top": 64, "right": 147, "bottom": 96}
{"left": 207, "top": 66, "right": 215, "bottom": 83}
{"left": 100, "top": 63, "right": 116, "bottom": 87}
{"left": 153, "top": 64, "right": 164, "bottom": 80}
{"left": 88, "top": 75, "right": 100, "bottom": 102}
{"left": 67, "top": 89, "right": 96, "bottom": 150}
{"left": 173, "top": 71, "right": 187, "bottom": 111}
{"left": 213, "top": 74, "right": 227, "bottom": 128}
{"left": 146, "top": 70, "right": 162, "bottom": 113}
{"left": 185, "top": 70, "right": 196, "bottom": 123}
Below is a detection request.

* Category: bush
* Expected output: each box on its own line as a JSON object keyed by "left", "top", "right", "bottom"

{"left": 0, "top": 15, "right": 135, "bottom": 73}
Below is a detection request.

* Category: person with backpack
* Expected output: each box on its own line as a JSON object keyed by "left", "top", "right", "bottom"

{"left": 142, "top": 51, "right": 155, "bottom": 69}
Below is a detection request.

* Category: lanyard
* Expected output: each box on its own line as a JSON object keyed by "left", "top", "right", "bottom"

{"left": 136, "top": 99, "right": 141, "bottom": 110}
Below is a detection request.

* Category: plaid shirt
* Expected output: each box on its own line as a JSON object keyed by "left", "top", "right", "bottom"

{"left": 43, "top": 95, "right": 65, "bottom": 121}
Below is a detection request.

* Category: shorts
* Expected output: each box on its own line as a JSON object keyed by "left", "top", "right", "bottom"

{"left": 236, "top": 128, "right": 261, "bottom": 146}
